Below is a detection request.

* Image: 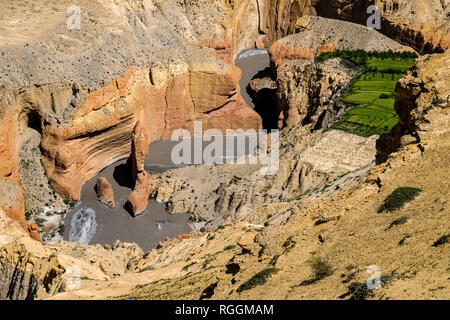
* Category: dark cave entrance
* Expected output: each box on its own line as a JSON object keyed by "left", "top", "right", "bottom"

{"left": 247, "top": 67, "right": 280, "bottom": 131}
{"left": 26, "top": 110, "right": 42, "bottom": 135}
{"left": 235, "top": 49, "right": 280, "bottom": 132}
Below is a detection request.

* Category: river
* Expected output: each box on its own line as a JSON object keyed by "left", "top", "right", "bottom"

{"left": 63, "top": 49, "right": 270, "bottom": 251}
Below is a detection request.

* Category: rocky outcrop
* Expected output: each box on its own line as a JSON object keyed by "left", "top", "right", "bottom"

{"left": 376, "top": 50, "right": 450, "bottom": 163}
{"left": 0, "top": 208, "right": 143, "bottom": 300}
{"left": 268, "top": 16, "right": 411, "bottom": 130}
{"left": 0, "top": 105, "right": 27, "bottom": 231}
{"left": 269, "top": 16, "right": 410, "bottom": 69}
{"left": 26, "top": 223, "right": 41, "bottom": 242}
{"left": 312, "top": 0, "right": 450, "bottom": 53}
{"left": 256, "top": 0, "right": 317, "bottom": 46}
{"left": 155, "top": 125, "right": 377, "bottom": 227}
{"left": 127, "top": 122, "right": 152, "bottom": 216}
{"left": 96, "top": 177, "right": 115, "bottom": 209}
{"left": 275, "top": 58, "right": 357, "bottom": 130}
{"left": 0, "top": 0, "right": 269, "bottom": 232}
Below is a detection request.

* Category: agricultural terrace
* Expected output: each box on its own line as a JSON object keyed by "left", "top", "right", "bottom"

{"left": 317, "top": 50, "right": 417, "bottom": 137}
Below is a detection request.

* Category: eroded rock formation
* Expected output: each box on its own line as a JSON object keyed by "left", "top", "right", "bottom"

{"left": 127, "top": 122, "right": 152, "bottom": 216}
{"left": 96, "top": 177, "right": 116, "bottom": 209}
{"left": 312, "top": 0, "right": 450, "bottom": 53}
{"left": 0, "top": 0, "right": 268, "bottom": 233}
{"left": 0, "top": 208, "right": 144, "bottom": 299}
{"left": 269, "top": 16, "right": 410, "bottom": 130}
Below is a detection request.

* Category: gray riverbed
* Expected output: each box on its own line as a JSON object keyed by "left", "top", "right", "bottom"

{"left": 64, "top": 49, "right": 270, "bottom": 251}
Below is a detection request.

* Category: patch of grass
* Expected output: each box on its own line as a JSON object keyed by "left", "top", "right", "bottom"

{"left": 378, "top": 187, "right": 422, "bottom": 213}
{"left": 34, "top": 217, "right": 45, "bottom": 228}
{"left": 432, "top": 234, "right": 450, "bottom": 247}
{"left": 237, "top": 268, "right": 279, "bottom": 293}
{"left": 138, "top": 266, "right": 154, "bottom": 273}
{"left": 223, "top": 245, "right": 236, "bottom": 251}
{"left": 282, "top": 236, "right": 296, "bottom": 251}
{"left": 57, "top": 224, "right": 65, "bottom": 236}
{"left": 25, "top": 211, "right": 33, "bottom": 220}
{"left": 295, "top": 188, "right": 311, "bottom": 200}
{"left": 310, "top": 257, "right": 334, "bottom": 280}
{"left": 340, "top": 274, "right": 396, "bottom": 300}
{"left": 385, "top": 216, "right": 409, "bottom": 231}
{"left": 300, "top": 257, "right": 333, "bottom": 286}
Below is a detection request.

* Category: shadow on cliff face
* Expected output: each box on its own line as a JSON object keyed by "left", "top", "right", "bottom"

{"left": 113, "top": 164, "right": 135, "bottom": 189}
{"left": 247, "top": 67, "right": 280, "bottom": 131}
{"left": 235, "top": 49, "right": 280, "bottom": 131}
{"left": 26, "top": 110, "right": 43, "bottom": 135}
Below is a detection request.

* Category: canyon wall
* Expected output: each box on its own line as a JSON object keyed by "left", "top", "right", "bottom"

{"left": 0, "top": 0, "right": 447, "bottom": 237}
{"left": 312, "top": 0, "right": 450, "bottom": 53}
{"left": 40, "top": 64, "right": 261, "bottom": 201}
{"left": 269, "top": 16, "right": 410, "bottom": 130}
{"left": 0, "top": 0, "right": 267, "bottom": 233}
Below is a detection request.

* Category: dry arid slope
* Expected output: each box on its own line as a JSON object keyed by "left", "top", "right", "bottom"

{"left": 46, "top": 50, "right": 449, "bottom": 301}
{"left": 1, "top": 48, "right": 448, "bottom": 301}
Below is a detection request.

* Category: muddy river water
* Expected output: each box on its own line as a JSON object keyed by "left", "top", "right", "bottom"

{"left": 63, "top": 49, "right": 270, "bottom": 251}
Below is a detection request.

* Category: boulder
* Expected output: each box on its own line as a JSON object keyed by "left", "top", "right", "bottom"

{"left": 96, "top": 177, "right": 115, "bottom": 209}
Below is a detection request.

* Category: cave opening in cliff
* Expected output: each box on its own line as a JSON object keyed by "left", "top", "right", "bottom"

{"left": 26, "top": 110, "right": 42, "bottom": 135}
{"left": 235, "top": 49, "right": 280, "bottom": 132}
{"left": 247, "top": 67, "right": 280, "bottom": 131}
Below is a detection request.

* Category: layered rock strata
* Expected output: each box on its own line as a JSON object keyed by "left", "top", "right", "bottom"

{"left": 312, "top": 0, "right": 450, "bottom": 53}
{"left": 0, "top": 0, "right": 267, "bottom": 233}
{"left": 127, "top": 122, "right": 152, "bottom": 216}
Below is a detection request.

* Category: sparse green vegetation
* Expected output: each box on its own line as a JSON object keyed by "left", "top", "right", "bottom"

{"left": 378, "top": 187, "right": 422, "bottom": 213}
{"left": 385, "top": 216, "right": 409, "bottom": 231}
{"left": 138, "top": 266, "right": 154, "bottom": 273}
{"left": 34, "top": 217, "right": 45, "bottom": 228}
{"left": 310, "top": 257, "right": 334, "bottom": 280}
{"left": 319, "top": 50, "right": 417, "bottom": 137}
{"left": 25, "top": 210, "right": 33, "bottom": 220}
{"left": 237, "top": 268, "right": 279, "bottom": 293}
{"left": 432, "top": 234, "right": 450, "bottom": 247}
{"left": 317, "top": 49, "right": 417, "bottom": 66}
{"left": 340, "top": 274, "right": 397, "bottom": 300}
{"left": 300, "top": 257, "right": 334, "bottom": 286}
{"left": 223, "top": 245, "right": 236, "bottom": 251}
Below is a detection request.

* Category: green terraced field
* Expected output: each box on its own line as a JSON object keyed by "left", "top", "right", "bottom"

{"left": 329, "top": 56, "right": 416, "bottom": 137}
{"left": 366, "top": 58, "right": 416, "bottom": 71}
